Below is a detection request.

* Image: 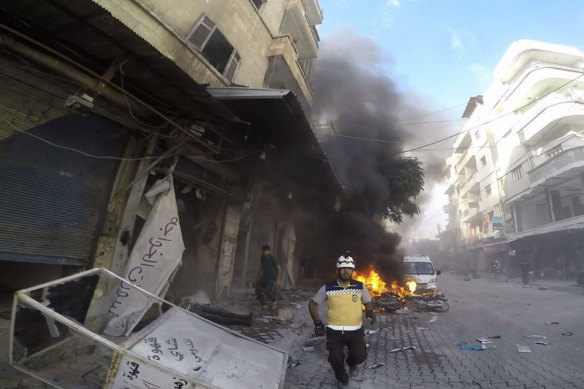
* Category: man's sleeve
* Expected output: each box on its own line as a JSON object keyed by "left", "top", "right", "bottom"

{"left": 312, "top": 285, "right": 326, "bottom": 304}
{"left": 362, "top": 285, "right": 372, "bottom": 304}
{"left": 271, "top": 255, "right": 279, "bottom": 266}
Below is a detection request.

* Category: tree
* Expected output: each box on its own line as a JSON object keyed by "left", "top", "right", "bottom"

{"left": 382, "top": 157, "right": 424, "bottom": 223}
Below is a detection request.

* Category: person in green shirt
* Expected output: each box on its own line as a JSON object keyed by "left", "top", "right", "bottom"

{"left": 255, "top": 245, "right": 281, "bottom": 309}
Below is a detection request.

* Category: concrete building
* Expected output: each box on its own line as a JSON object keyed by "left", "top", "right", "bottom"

{"left": 0, "top": 0, "right": 339, "bottom": 302}
{"left": 442, "top": 40, "right": 584, "bottom": 281}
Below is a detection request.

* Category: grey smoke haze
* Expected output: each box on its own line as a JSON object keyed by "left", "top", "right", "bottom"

{"left": 306, "top": 28, "right": 457, "bottom": 278}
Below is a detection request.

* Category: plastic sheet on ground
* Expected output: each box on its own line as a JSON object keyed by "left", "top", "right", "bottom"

{"left": 459, "top": 343, "right": 484, "bottom": 351}
{"left": 517, "top": 344, "right": 532, "bottom": 353}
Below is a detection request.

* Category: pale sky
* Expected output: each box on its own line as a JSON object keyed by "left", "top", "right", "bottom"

{"left": 316, "top": 0, "right": 584, "bottom": 239}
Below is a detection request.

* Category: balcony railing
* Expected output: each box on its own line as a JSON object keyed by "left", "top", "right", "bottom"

{"left": 529, "top": 146, "right": 584, "bottom": 186}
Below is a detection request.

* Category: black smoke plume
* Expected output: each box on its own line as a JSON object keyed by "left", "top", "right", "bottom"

{"left": 299, "top": 28, "right": 455, "bottom": 283}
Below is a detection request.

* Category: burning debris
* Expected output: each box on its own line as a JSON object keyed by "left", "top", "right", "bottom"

{"left": 353, "top": 265, "right": 449, "bottom": 313}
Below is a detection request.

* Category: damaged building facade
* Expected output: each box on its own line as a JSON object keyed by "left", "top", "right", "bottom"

{"left": 442, "top": 40, "right": 584, "bottom": 282}
{"left": 0, "top": 0, "right": 339, "bottom": 302}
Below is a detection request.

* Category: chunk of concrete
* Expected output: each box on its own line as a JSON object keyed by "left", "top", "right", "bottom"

{"left": 277, "top": 308, "right": 293, "bottom": 321}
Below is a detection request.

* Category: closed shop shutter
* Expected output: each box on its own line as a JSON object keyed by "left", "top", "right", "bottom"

{"left": 0, "top": 113, "right": 127, "bottom": 265}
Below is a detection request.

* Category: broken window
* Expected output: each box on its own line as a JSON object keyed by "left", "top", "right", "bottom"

{"left": 187, "top": 15, "right": 240, "bottom": 82}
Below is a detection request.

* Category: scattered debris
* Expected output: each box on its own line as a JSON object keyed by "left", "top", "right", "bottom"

{"left": 416, "top": 327, "right": 431, "bottom": 331}
{"left": 459, "top": 343, "right": 484, "bottom": 351}
{"left": 305, "top": 336, "right": 325, "bottom": 343}
{"left": 428, "top": 315, "right": 438, "bottom": 323}
{"left": 301, "top": 346, "right": 314, "bottom": 352}
{"left": 288, "top": 359, "right": 301, "bottom": 369}
{"left": 390, "top": 345, "right": 416, "bottom": 353}
{"left": 256, "top": 315, "right": 274, "bottom": 323}
{"left": 534, "top": 341, "right": 549, "bottom": 345}
{"left": 476, "top": 337, "right": 492, "bottom": 344}
{"left": 517, "top": 345, "right": 531, "bottom": 353}
{"left": 524, "top": 334, "right": 547, "bottom": 340}
{"left": 544, "top": 321, "right": 559, "bottom": 325}
{"left": 365, "top": 329, "right": 379, "bottom": 335}
{"left": 488, "top": 335, "right": 501, "bottom": 339}
{"left": 277, "top": 308, "right": 293, "bottom": 321}
{"left": 368, "top": 363, "right": 384, "bottom": 369}
{"left": 562, "top": 331, "right": 574, "bottom": 336}
{"left": 537, "top": 286, "right": 550, "bottom": 290}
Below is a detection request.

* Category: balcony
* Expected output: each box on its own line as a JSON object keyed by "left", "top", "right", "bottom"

{"left": 461, "top": 202, "right": 481, "bottom": 224}
{"left": 301, "top": 0, "right": 323, "bottom": 25}
{"left": 529, "top": 146, "right": 584, "bottom": 187}
{"left": 502, "top": 65, "right": 584, "bottom": 112}
{"left": 517, "top": 99, "right": 584, "bottom": 145}
{"left": 453, "top": 131, "right": 471, "bottom": 154}
{"left": 460, "top": 150, "right": 477, "bottom": 174}
{"left": 460, "top": 173, "right": 479, "bottom": 197}
{"left": 503, "top": 162, "right": 530, "bottom": 201}
{"left": 281, "top": 0, "right": 319, "bottom": 59}
{"left": 494, "top": 40, "right": 584, "bottom": 85}
{"left": 267, "top": 36, "right": 313, "bottom": 110}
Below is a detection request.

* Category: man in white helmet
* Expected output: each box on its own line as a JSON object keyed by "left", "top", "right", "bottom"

{"left": 308, "top": 251, "right": 376, "bottom": 388}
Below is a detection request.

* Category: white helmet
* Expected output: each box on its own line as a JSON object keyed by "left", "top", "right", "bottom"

{"left": 336, "top": 252, "right": 355, "bottom": 269}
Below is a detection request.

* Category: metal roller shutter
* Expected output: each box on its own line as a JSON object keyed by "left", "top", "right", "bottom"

{"left": 0, "top": 112, "right": 127, "bottom": 265}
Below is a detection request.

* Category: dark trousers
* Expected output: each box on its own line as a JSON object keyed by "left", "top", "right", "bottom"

{"left": 255, "top": 278, "right": 277, "bottom": 305}
{"left": 326, "top": 327, "right": 367, "bottom": 382}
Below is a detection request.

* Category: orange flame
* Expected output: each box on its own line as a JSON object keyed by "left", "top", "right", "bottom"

{"left": 354, "top": 266, "right": 387, "bottom": 296}
{"left": 406, "top": 280, "right": 417, "bottom": 293}
{"left": 389, "top": 280, "right": 413, "bottom": 298}
{"left": 354, "top": 266, "right": 418, "bottom": 299}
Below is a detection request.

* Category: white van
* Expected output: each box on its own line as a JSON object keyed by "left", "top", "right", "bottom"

{"left": 402, "top": 255, "right": 440, "bottom": 292}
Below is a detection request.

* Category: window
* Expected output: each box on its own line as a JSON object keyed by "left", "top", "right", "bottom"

{"left": 546, "top": 144, "right": 563, "bottom": 159}
{"left": 511, "top": 165, "right": 524, "bottom": 182}
{"left": 485, "top": 184, "right": 492, "bottom": 197}
{"left": 480, "top": 156, "right": 486, "bottom": 167}
{"left": 187, "top": 15, "right": 240, "bottom": 82}
{"left": 403, "top": 262, "right": 435, "bottom": 276}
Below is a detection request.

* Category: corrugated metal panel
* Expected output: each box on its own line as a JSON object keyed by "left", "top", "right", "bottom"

{"left": 0, "top": 102, "right": 126, "bottom": 265}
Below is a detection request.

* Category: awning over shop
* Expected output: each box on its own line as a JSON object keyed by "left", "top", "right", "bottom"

{"left": 207, "top": 87, "right": 343, "bottom": 195}
{"left": 483, "top": 241, "right": 512, "bottom": 255}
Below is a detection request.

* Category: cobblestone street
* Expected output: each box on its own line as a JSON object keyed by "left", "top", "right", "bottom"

{"left": 285, "top": 273, "right": 584, "bottom": 388}
{"left": 2, "top": 273, "right": 584, "bottom": 388}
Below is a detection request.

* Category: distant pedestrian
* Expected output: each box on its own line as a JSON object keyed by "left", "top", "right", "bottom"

{"left": 308, "top": 252, "right": 376, "bottom": 388}
{"left": 255, "top": 245, "right": 281, "bottom": 309}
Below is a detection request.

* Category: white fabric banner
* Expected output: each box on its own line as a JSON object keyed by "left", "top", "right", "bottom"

{"left": 105, "top": 177, "right": 185, "bottom": 336}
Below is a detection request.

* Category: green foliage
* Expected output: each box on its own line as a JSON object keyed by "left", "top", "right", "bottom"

{"left": 382, "top": 157, "right": 424, "bottom": 223}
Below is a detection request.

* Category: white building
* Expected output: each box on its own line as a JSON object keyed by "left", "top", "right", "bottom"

{"left": 443, "top": 40, "right": 584, "bottom": 280}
